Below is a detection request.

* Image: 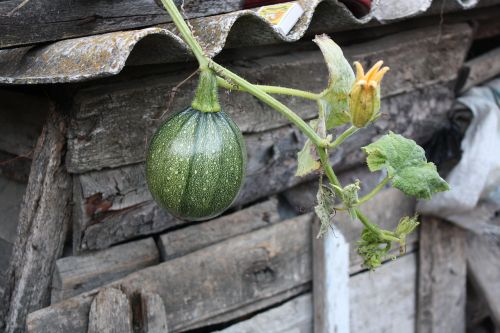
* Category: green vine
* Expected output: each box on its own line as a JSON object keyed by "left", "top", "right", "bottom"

{"left": 158, "top": 0, "right": 450, "bottom": 270}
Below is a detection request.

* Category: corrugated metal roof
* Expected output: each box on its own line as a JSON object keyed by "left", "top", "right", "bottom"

{"left": 0, "top": 0, "right": 495, "bottom": 85}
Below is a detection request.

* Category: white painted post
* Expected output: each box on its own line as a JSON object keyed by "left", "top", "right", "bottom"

{"left": 313, "top": 220, "right": 350, "bottom": 333}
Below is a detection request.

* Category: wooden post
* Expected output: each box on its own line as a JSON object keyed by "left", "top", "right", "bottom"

{"left": 417, "top": 217, "right": 467, "bottom": 333}
{"left": 141, "top": 292, "right": 169, "bottom": 333}
{"left": 88, "top": 288, "right": 133, "bottom": 333}
{"left": 0, "top": 107, "right": 72, "bottom": 333}
{"left": 313, "top": 219, "right": 350, "bottom": 333}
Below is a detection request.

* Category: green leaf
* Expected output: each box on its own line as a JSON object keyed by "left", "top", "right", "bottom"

{"left": 313, "top": 34, "right": 354, "bottom": 129}
{"left": 315, "top": 183, "right": 336, "bottom": 238}
{"left": 362, "top": 132, "right": 450, "bottom": 199}
{"left": 296, "top": 138, "right": 321, "bottom": 177}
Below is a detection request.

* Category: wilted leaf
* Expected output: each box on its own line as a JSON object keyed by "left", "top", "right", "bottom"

{"left": 362, "top": 132, "right": 449, "bottom": 199}
{"left": 313, "top": 34, "right": 354, "bottom": 129}
{"left": 296, "top": 120, "right": 322, "bottom": 177}
{"left": 296, "top": 139, "right": 321, "bottom": 177}
{"left": 315, "top": 183, "right": 336, "bottom": 238}
{"left": 318, "top": 97, "right": 351, "bottom": 129}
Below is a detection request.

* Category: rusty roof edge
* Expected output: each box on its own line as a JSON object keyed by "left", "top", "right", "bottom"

{"left": 0, "top": 0, "right": 489, "bottom": 85}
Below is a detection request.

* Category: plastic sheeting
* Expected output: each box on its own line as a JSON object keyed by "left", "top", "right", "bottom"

{"left": 418, "top": 78, "right": 500, "bottom": 235}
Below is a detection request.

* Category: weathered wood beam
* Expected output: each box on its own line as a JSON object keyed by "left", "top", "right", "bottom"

{"left": 457, "top": 47, "right": 500, "bottom": 93}
{"left": 417, "top": 217, "right": 467, "bottom": 333}
{"left": 66, "top": 24, "right": 471, "bottom": 173}
{"left": 27, "top": 214, "right": 313, "bottom": 333}
{"left": 0, "top": 108, "right": 72, "bottom": 333}
{"left": 72, "top": 83, "right": 449, "bottom": 252}
{"left": 141, "top": 292, "right": 169, "bottom": 333}
{"left": 52, "top": 238, "right": 160, "bottom": 303}
{"left": 216, "top": 294, "right": 313, "bottom": 333}
{"left": 0, "top": 0, "right": 242, "bottom": 49}
{"left": 312, "top": 221, "right": 349, "bottom": 333}
{"left": 158, "top": 198, "right": 283, "bottom": 260}
{"left": 218, "top": 252, "right": 418, "bottom": 333}
{"left": 350, "top": 252, "right": 418, "bottom": 332}
{"left": 87, "top": 288, "right": 133, "bottom": 333}
{"left": 57, "top": 200, "right": 282, "bottom": 302}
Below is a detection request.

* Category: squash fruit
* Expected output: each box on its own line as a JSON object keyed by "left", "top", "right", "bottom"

{"left": 146, "top": 107, "right": 247, "bottom": 221}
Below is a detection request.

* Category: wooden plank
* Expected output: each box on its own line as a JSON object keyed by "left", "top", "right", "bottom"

{"left": 141, "top": 292, "right": 169, "bottom": 333}
{"left": 216, "top": 294, "right": 313, "bottom": 333}
{"left": 458, "top": 47, "right": 500, "bottom": 93}
{"left": 27, "top": 214, "right": 313, "bottom": 333}
{"left": 467, "top": 233, "right": 500, "bottom": 328}
{"left": 88, "top": 288, "right": 132, "bottom": 333}
{"left": 218, "top": 251, "right": 418, "bottom": 333}
{"left": 66, "top": 24, "right": 471, "bottom": 173}
{"left": 312, "top": 220, "right": 349, "bottom": 333}
{"left": 350, "top": 252, "right": 417, "bottom": 332}
{"left": 417, "top": 217, "right": 467, "bottom": 333}
{"left": 0, "top": 0, "right": 242, "bottom": 49}
{"left": 0, "top": 108, "right": 72, "bottom": 333}
{"left": 159, "top": 198, "right": 282, "bottom": 260}
{"left": 72, "top": 83, "right": 449, "bottom": 252}
{"left": 52, "top": 238, "right": 160, "bottom": 304}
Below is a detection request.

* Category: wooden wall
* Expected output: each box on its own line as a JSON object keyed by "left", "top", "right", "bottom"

{"left": 1, "top": 16, "right": 491, "bottom": 332}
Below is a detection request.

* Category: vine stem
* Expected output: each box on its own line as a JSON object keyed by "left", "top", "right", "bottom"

{"left": 216, "top": 77, "right": 320, "bottom": 101}
{"left": 210, "top": 61, "right": 328, "bottom": 148}
{"left": 329, "top": 126, "right": 358, "bottom": 149}
{"left": 356, "top": 209, "right": 400, "bottom": 242}
{"left": 159, "top": 0, "right": 208, "bottom": 69}
{"left": 158, "top": 0, "right": 402, "bottom": 247}
{"left": 318, "top": 148, "right": 398, "bottom": 243}
{"left": 357, "top": 176, "right": 390, "bottom": 205}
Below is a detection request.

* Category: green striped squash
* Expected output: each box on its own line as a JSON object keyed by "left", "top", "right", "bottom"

{"left": 146, "top": 107, "right": 247, "bottom": 221}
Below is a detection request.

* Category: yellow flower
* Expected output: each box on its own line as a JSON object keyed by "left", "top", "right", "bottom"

{"left": 349, "top": 60, "right": 389, "bottom": 128}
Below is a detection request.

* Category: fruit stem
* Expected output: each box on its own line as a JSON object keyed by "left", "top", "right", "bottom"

{"left": 192, "top": 69, "right": 221, "bottom": 112}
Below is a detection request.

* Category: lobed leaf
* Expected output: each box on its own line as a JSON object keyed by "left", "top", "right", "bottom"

{"left": 362, "top": 132, "right": 449, "bottom": 199}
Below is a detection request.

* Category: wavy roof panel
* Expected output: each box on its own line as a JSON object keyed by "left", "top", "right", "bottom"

{"left": 0, "top": 0, "right": 496, "bottom": 85}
